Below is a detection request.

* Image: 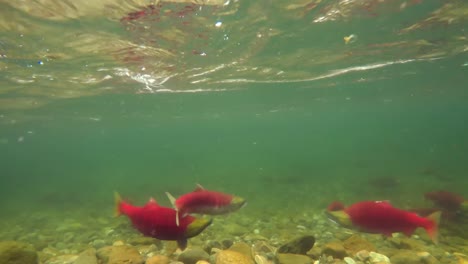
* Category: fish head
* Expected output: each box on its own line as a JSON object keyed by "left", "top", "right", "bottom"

{"left": 184, "top": 217, "right": 212, "bottom": 238}
{"left": 231, "top": 195, "right": 247, "bottom": 210}
{"left": 325, "top": 210, "right": 353, "bottom": 228}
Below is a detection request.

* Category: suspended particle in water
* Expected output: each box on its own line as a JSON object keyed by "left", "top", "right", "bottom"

{"left": 38, "top": 60, "right": 44, "bottom": 65}
{"left": 215, "top": 21, "right": 222, "bottom": 27}
{"left": 17, "top": 136, "right": 24, "bottom": 143}
{"left": 344, "top": 34, "right": 357, "bottom": 44}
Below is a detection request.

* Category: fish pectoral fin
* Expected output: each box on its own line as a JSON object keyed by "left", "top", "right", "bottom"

{"left": 177, "top": 239, "right": 188, "bottom": 251}
{"left": 176, "top": 210, "right": 180, "bottom": 227}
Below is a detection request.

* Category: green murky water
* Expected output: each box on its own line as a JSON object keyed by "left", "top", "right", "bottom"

{"left": 0, "top": 0, "right": 467, "bottom": 258}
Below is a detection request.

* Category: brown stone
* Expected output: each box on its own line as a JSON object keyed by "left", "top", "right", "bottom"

{"left": 228, "top": 242, "right": 252, "bottom": 257}
{"left": 97, "top": 245, "right": 144, "bottom": 264}
{"left": 215, "top": 250, "right": 254, "bottom": 264}
{"left": 74, "top": 248, "right": 98, "bottom": 264}
{"left": 342, "top": 235, "right": 376, "bottom": 255}
{"left": 276, "top": 253, "right": 313, "bottom": 264}
{"left": 390, "top": 250, "right": 422, "bottom": 264}
{"left": 277, "top": 235, "right": 315, "bottom": 255}
{"left": 146, "top": 255, "right": 169, "bottom": 264}
{"left": 322, "top": 242, "right": 347, "bottom": 259}
{"left": 0, "top": 241, "right": 38, "bottom": 264}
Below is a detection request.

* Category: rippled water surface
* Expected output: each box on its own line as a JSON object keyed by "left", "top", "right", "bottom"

{"left": 1, "top": 0, "right": 468, "bottom": 253}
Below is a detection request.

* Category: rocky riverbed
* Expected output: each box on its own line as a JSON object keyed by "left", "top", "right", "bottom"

{"left": 1, "top": 208, "right": 468, "bottom": 264}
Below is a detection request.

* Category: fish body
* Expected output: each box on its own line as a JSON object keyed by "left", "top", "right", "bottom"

{"left": 327, "top": 200, "right": 440, "bottom": 243}
{"left": 166, "top": 184, "right": 246, "bottom": 225}
{"left": 115, "top": 192, "right": 212, "bottom": 249}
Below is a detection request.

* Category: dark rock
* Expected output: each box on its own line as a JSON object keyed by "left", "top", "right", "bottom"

{"left": 221, "top": 239, "right": 233, "bottom": 249}
{"left": 0, "top": 241, "right": 38, "bottom": 264}
{"left": 277, "top": 235, "right": 315, "bottom": 255}
{"left": 177, "top": 247, "right": 209, "bottom": 264}
{"left": 203, "top": 240, "right": 222, "bottom": 253}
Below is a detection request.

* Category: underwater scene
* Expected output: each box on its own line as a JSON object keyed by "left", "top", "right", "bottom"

{"left": 0, "top": 0, "right": 467, "bottom": 263}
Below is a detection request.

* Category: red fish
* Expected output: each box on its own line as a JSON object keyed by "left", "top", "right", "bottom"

{"left": 424, "top": 190, "right": 465, "bottom": 211}
{"left": 114, "top": 192, "right": 212, "bottom": 250}
{"left": 166, "top": 184, "right": 246, "bottom": 226}
{"left": 326, "top": 200, "right": 440, "bottom": 243}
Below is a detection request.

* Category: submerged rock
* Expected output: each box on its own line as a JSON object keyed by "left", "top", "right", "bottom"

{"left": 0, "top": 241, "right": 38, "bottom": 264}
{"left": 146, "top": 255, "right": 170, "bottom": 264}
{"left": 342, "top": 235, "right": 375, "bottom": 254}
{"left": 321, "top": 242, "right": 347, "bottom": 259}
{"left": 177, "top": 247, "right": 209, "bottom": 264}
{"left": 215, "top": 249, "right": 254, "bottom": 264}
{"left": 277, "top": 235, "right": 315, "bottom": 255}
{"left": 276, "top": 253, "right": 313, "bottom": 264}
{"left": 74, "top": 248, "right": 98, "bottom": 264}
{"left": 96, "top": 245, "right": 144, "bottom": 264}
{"left": 368, "top": 251, "right": 390, "bottom": 263}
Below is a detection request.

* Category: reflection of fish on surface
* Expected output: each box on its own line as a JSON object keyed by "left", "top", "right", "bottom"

{"left": 114, "top": 192, "right": 212, "bottom": 250}
{"left": 326, "top": 200, "right": 440, "bottom": 244}
{"left": 166, "top": 184, "right": 246, "bottom": 226}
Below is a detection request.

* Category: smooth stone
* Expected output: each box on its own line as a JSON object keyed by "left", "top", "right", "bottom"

{"left": 369, "top": 252, "right": 390, "bottom": 263}
{"left": 129, "top": 237, "right": 161, "bottom": 248}
{"left": 228, "top": 242, "right": 251, "bottom": 257}
{"left": 203, "top": 240, "right": 222, "bottom": 253}
{"left": 215, "top": 250, "right": 254, "bottom": 264}
{"left": 322, "top": 242, "right": 347, "bottom": 259}
{"left": 344, "top": 257, "right": 356, "bottom": 264}
{"left": 224, "top": 223, "right": 247, "bottom": 236}
{"left": 145, "top": 255, "right": 169, "bottom": 264}
{"left": 276, "top": 253, "right": 313, "bottom": 264}
{"left": 342, "top": 235, "right": 376, "bottom": 254}
{"left": 45, "top": 255, "right": 78, "bottom": 264}
{"left": 177, "top": 247, "right": 209, "bottom": 264}
{"left": 0, "top": 241, "right": 38, "bottom": 264}
{"left": 390, "top": 250, "right": 425, "bottom": 264}
{"left": 74, "top": 248, "right": 98, "bottom": 264}
{"left": 277, "top": 235, "right": 315, "bottom": 255}
{"left": 97, "top": 245, "right": 144, "bottom": 264}
{"left": 91, "top": 240, "right": 107, "bottom": 249}
{"left": 355, "top": 250, "right": 370, "bottom": 262}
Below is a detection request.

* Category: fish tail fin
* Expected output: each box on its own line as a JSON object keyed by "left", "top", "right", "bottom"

{"left": 425, "top": 211, "right": 441, "bottom": 244}
{"left": 114, "top": 191, "right": 123, "bottom": 217}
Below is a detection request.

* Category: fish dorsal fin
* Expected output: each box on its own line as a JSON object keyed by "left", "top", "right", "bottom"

{"left": 165, "top": 192, "right": 180, "bottom": 227}
{"left": 194, "top": 183, "right": 205, "bottom": 192}
{"left": 148, "top": 197, "right": 158, "bottom": 205}
{"left": 376, "top": 200, "right": 392, "bottom": 207}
